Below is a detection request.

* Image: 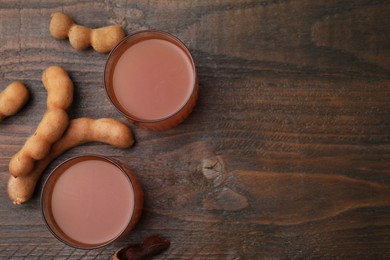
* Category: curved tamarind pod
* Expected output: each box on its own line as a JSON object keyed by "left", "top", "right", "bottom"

{"left": 8, "top": 117, "right": 134, "bottom": 205}
{"left": 0, "top": 81, "right": 29, "bottom": 122}
{"left": 9, "top": 66, "right": 73, "bottom": 177}
{"left": 50, "top": 12, "right": 125, "bottom": 53}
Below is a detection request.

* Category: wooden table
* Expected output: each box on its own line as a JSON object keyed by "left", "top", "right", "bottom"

{"left": 1, "top": 0, "right": 389, "bottom": 259}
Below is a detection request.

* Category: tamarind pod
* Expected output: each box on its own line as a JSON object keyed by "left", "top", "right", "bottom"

{"left": 9, "top": 66, "right": 73, "bottom": 177}
{"left": 8, "top": 118, "right": 134, "bottom": 204}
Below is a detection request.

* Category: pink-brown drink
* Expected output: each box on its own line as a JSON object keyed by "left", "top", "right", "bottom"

{"left": 51, "top": 159, "right": 133, "bottom": 245}
{"left": 41, "top": 156, "right": 143, "bottom": 249}
{"left": 105, "top": 31, "right": 198, "bottom": 130}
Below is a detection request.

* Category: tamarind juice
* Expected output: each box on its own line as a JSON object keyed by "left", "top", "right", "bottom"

{"left": 105, "top": 30, "right": 198, "bottom": 130}
{"left": 41, "top": 156, "right": 143, "bottom": 249}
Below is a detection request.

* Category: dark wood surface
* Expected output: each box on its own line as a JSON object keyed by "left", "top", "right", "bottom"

{"left": 1, "top": 0, "right": 389, "bottom": 259}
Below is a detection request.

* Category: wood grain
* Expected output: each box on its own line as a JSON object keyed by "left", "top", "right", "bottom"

{"left": 1, "top": 0, "right": 389, "bottom": 259}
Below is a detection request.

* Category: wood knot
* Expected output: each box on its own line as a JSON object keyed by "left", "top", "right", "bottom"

{"left": 200, "top": 156, "right": 227, "bottom": 187}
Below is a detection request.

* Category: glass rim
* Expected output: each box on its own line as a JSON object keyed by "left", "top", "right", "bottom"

{"left": 103, "top": 29, "right": 197, "bottom": 124}
{"left": 40, "top": 154, "right": 138, "bottom": 250}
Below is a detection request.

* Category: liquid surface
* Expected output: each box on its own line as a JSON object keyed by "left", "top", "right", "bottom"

{"left": 112, "top": 38, "right": 194, "bottom": 120}
{"left": 51, "top": 159, "right": 134, "bottom": 245}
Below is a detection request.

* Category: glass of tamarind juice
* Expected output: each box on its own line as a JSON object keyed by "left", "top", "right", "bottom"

{"left": 104, "top": 30, "right": 198, "bottom": 130}
{"left": 41, "top": 155, "right": 143, "bottom": 249}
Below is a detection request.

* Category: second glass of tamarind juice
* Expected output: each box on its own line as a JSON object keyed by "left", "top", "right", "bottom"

{"left": 41, "top": 155, "right": 143, "bottom": 249}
